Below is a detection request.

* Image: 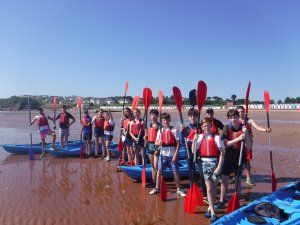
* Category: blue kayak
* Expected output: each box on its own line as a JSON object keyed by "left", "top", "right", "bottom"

{"left": 49, "top": 142, "right": 118, "bottom": 157}
{"left": 212, "top": 181, "right": 300, "bottom": 225}
{"left": 118, "top": 159, "right": 198, "bottom": 182}
{"left": 1, "top": 140, "right": 81, "bottom": 154}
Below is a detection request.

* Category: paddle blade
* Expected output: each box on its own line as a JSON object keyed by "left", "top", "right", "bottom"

{"left": 189, "top": 89, "right": 196, "bottom": 108}
{"left": 118, "top": 138, "right": 124, "bottom": 152}
{"left": 141, "top": 167, "right": 146, "bottom": 187}
{"left": 172, "top": 86, "right": 183, "bottom": 113}
{"left": 160, "top": 176, "right": 167, "bottom": 201}
{"left": 245, "top": 81, "right": 251, "bottom": 114}
{"left": 196, "top": 81, "right": 207, "bottom": 111}
{"left": 77, "top": 96, "right": 82, "bottom": 110}
{"left": 143, "top": 87, "right": 153, "bottom": 111}
{"left": 193, "top": 182, "right": 204, "bottom": 206}
{"left": 158, "top": 90, "right": 164, "bottom": 113}
{"left": 132, "top": 96, "right": 140, "bottom": 110}
{"left": 227, "top": 192, "right": 240, "bottom": 214}
{"left": 184, "top": 188, "right": 196, "bottom": 214}
{"left": 79, "top": 146, "right": 83, "bottom": 159}
{"left": 264, "top": 90, "right": 270, "bottom": 113}
{"left": 53, "top": 96, "right": 57, "bottom": 110}
{"left": 124, "top": 80, "right": 129, "bottom": 95}
{"left": 271, "top": 170, "right": 277, "bottom": 192}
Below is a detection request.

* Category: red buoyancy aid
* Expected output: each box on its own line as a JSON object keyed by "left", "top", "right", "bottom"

{"left": 200, "top": 135, "right": 219, "bottom": 157}
{"left": 162, "top": 128, "right": 176, "bottom": 146}
{"left": 123, "top": 118, "right": 130, "bottom": 130}
{"left": 104, "top": 120, "right": 115, "bottom": 131}
{"left": 211, "top": 120, "right": 218, "bottom": 134}
{"left": 187, "top": 128, "right": 202, "bottom": 142}
{"left": 239, "top": 118, "right": 252, "bottom": 133}
{"left": 147, "top": 125, "right": 158, "bottom": 142}
{"left": 37, "top": 115, "right": 49, "bottom": 126}
{"left": 59, "top": 113, "right": 69, "bottom": 125}
{"left": 228, "top": 127, "right": 244, "bottom": 150}
{"left": 81, "top": 117, "right": 89, "bottom": 126}
{"left": 95, "top": 116, "right": 104, "bottom": 128}
{"left": 131, "top": 120, "right": 144, "bottom": 136}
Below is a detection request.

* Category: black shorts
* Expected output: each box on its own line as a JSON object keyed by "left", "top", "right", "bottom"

{"left": 94, "top": 127, "right": 104, "bottom": 137}
{"left": 221, "top": 159, "right": 244, "bottom": 177}
{"left": 83, "top": 133, "right": 92, "bottom": 141}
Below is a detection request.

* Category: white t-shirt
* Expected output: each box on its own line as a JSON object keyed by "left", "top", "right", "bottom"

{"left": 156, "top": 127, "right": 179, "bottom": 157}
{"left": 34, "top": 115, "right": 50, "bottom": 131}
{"left": 104, "top": 119, "right": 115, "bottom": 136}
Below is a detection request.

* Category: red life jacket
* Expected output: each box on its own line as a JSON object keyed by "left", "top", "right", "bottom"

{"left": 147, "top": 124, "right": 158, "bottom": 142}
{"left": 200, "top": 134, "right": 219, "bottom": 157}
{"left": 95, "top": 116, "right": 104, "bottom": 128}
{"left": 59, "top": 113, "right": 69, "bottom": 125}
{"left": 239, "top": 118, "right": 252, "bottom": 133}
{"left": 211, "top": 119, "right": 218, "bottom": 134}
{"left": 37, "top": 115, "right": 49, "bottom": 126}
{"left": 162, "top": 128, "right": 176, "bottom": 146}
{"left": 81, "top": 117, "right": 89, "bottom": 126}
{"left": 104, "top": 120, "right": 115, "bottom": 131}
{"left": 131, "top": 119, "right": 144, "bottom": 137}
{"left": 123, "top": 118, "right": 130, "bottom": 131}
{"left": 228, "top": 127, "right": 244, "bottom": 150}
{"left": 187, "top": 127, "right": 202, "bottom": 142}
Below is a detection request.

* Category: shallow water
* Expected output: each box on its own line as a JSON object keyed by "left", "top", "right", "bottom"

{"left": 1, "top": 110, "right": 300, "bottom": 225}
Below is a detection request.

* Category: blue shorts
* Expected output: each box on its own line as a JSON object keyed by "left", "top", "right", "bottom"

{"left": 104, "top": 134, "right": 113, "bottom": 141}
{"left": 83, "top": 133, "right": 92, "bottom": 141}
{"left": 124, "top": 136, "right": 133, "bottom": 147}
{"left": 148, "top": 142, "right": 158, "bottom": 154}
{"left": 158, "top": 156, "right": 179, "bottom": 172}
{"left": 94, "top": 127, "right": 104, "bottom": 137}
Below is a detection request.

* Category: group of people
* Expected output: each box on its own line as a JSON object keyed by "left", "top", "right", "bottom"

{"left": 118, "top": 106, "right": 271, "bottom": 223}
{"left": 29, "top": 105, "right": 115, "bottom": 160}
{"left": 30, "top": 104, "right": 271, "bottom": 223}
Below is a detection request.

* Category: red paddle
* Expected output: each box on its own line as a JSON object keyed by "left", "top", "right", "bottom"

{"left": 141, "top": 87, "right": 153, "bottom": 187}
{"left": 118, "top": 81, "right": 129, "bottom": 152}
{"left": 227, "top": 81, "right": 251, "bottom": 214}
{"left": 184, "top": 81, "right": 206, "bottom": 214}
{"left": 158, "top": 90, "right": 167, "bottom": 201}
{"left": 264, "top": 91, "right": 277, "bottom": 192}
{"left": 77, "top": 96, "right": 83, "bottom": 159}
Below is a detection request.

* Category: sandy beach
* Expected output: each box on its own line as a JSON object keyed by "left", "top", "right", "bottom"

{"left": 0, "top": 109, "right": 300, "bottom": 225}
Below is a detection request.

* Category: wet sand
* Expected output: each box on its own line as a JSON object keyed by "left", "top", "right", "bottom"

{"left": 0, "top": 109, "right": 300, "bottom": 225}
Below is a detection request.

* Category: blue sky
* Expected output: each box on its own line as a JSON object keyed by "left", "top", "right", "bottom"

{"left": 0, "top": 1, "right": 299, "bottom": 102}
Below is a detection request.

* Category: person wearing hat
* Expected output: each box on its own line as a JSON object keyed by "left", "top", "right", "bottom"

{"left": 81, "top": 109, "right": 93, "bottom": 157}
{"left": 205, "top": 108, "right": 224, "bottom": 135}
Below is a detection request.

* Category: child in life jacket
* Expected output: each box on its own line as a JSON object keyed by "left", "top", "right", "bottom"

{"left": 103, "top": 110, "right": 115, "bottom": 162}
{"left": 149, "top": 112, "right": 186, "bottom": 197}
{"left": 129, "top": 108, "right": 145, "bottom": 166}
{"left": 144, "top": 109, "right": 161, "bottom": 188}
{"left": 30, "top": 108, "right": 56, "bottom": 158}
{"left": 91, "top": 109, "right": 105, "bottom": 158}
{"left": 81, "top": 110, "right": 93, "bottom": 157}
{"left": 192, "top": 118, "right": 225, "bottom": 223}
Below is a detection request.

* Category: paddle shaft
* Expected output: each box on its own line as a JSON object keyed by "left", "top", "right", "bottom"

{"left": 266, "top": 112, "right": 274, "bottom": 171}
{"left": 28, "top": 97, "right": 33, "bottom": 147}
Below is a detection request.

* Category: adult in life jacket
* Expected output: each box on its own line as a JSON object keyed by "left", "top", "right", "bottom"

{"left": 192, "top": 118, "right": 224, "bottom": 222}
{"left": 91, "top": 108, "right": 105, "bottom": 158}
{"left": 144, "top": 109, "right": 161, "bottom": 187}
{"left": 55, "top": 105, "right": 76, "bottom": 148}
{"left": 129, "top": 108, "right": 145, "bottom": 166}
{"left": 205, "top": 108, "right": 224, "bottom": 135}
{"left": 180, "top": 108, "right": 207, "bottom": 201}
{"left": 30, "top": 108, "right": 56, "bottom": 158}
{"left": 214, "top": 109, "right": 252, "bottom": 211}
{"left": 103, "top": 109, "right": 115, "bottom": 162}
{"left": 236, "top": 105, "right": 271, "bottom": 187}
{"left": 81, "top": 109, "right": 93, "bottom": 157}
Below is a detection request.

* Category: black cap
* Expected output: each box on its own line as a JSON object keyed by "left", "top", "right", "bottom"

{"left": 206, "top": 108, "right": 214, "bottom": 114}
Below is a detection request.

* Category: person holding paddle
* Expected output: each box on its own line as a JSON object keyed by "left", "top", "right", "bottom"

{"left": 144, "top": 108, "right": 161, "bottom": 188}
{"left": 120, "top": 107, "right": 133, "bottom": 165}
{"left": 129, "top": 108, "right": 145, "bottom": 166}
{"left": 91, "top": 109, "right": 105, "bottom": 158}
{"left": 237, "top": 105, "right": 271, "bottom": 187}
{"left": 192, "top": 118, "right": 225, "bottom": 223}
{"left": 149, "top": 112, "right": 186, "bottom": 197}
{"left": 214, "top": 109, "right": 252, "bottom": 210}
{"left": 30, "top": 107, "right": 56, "bottom": 158}
{"left": 55, "top": 105, "right": 76, "bottom": 148}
